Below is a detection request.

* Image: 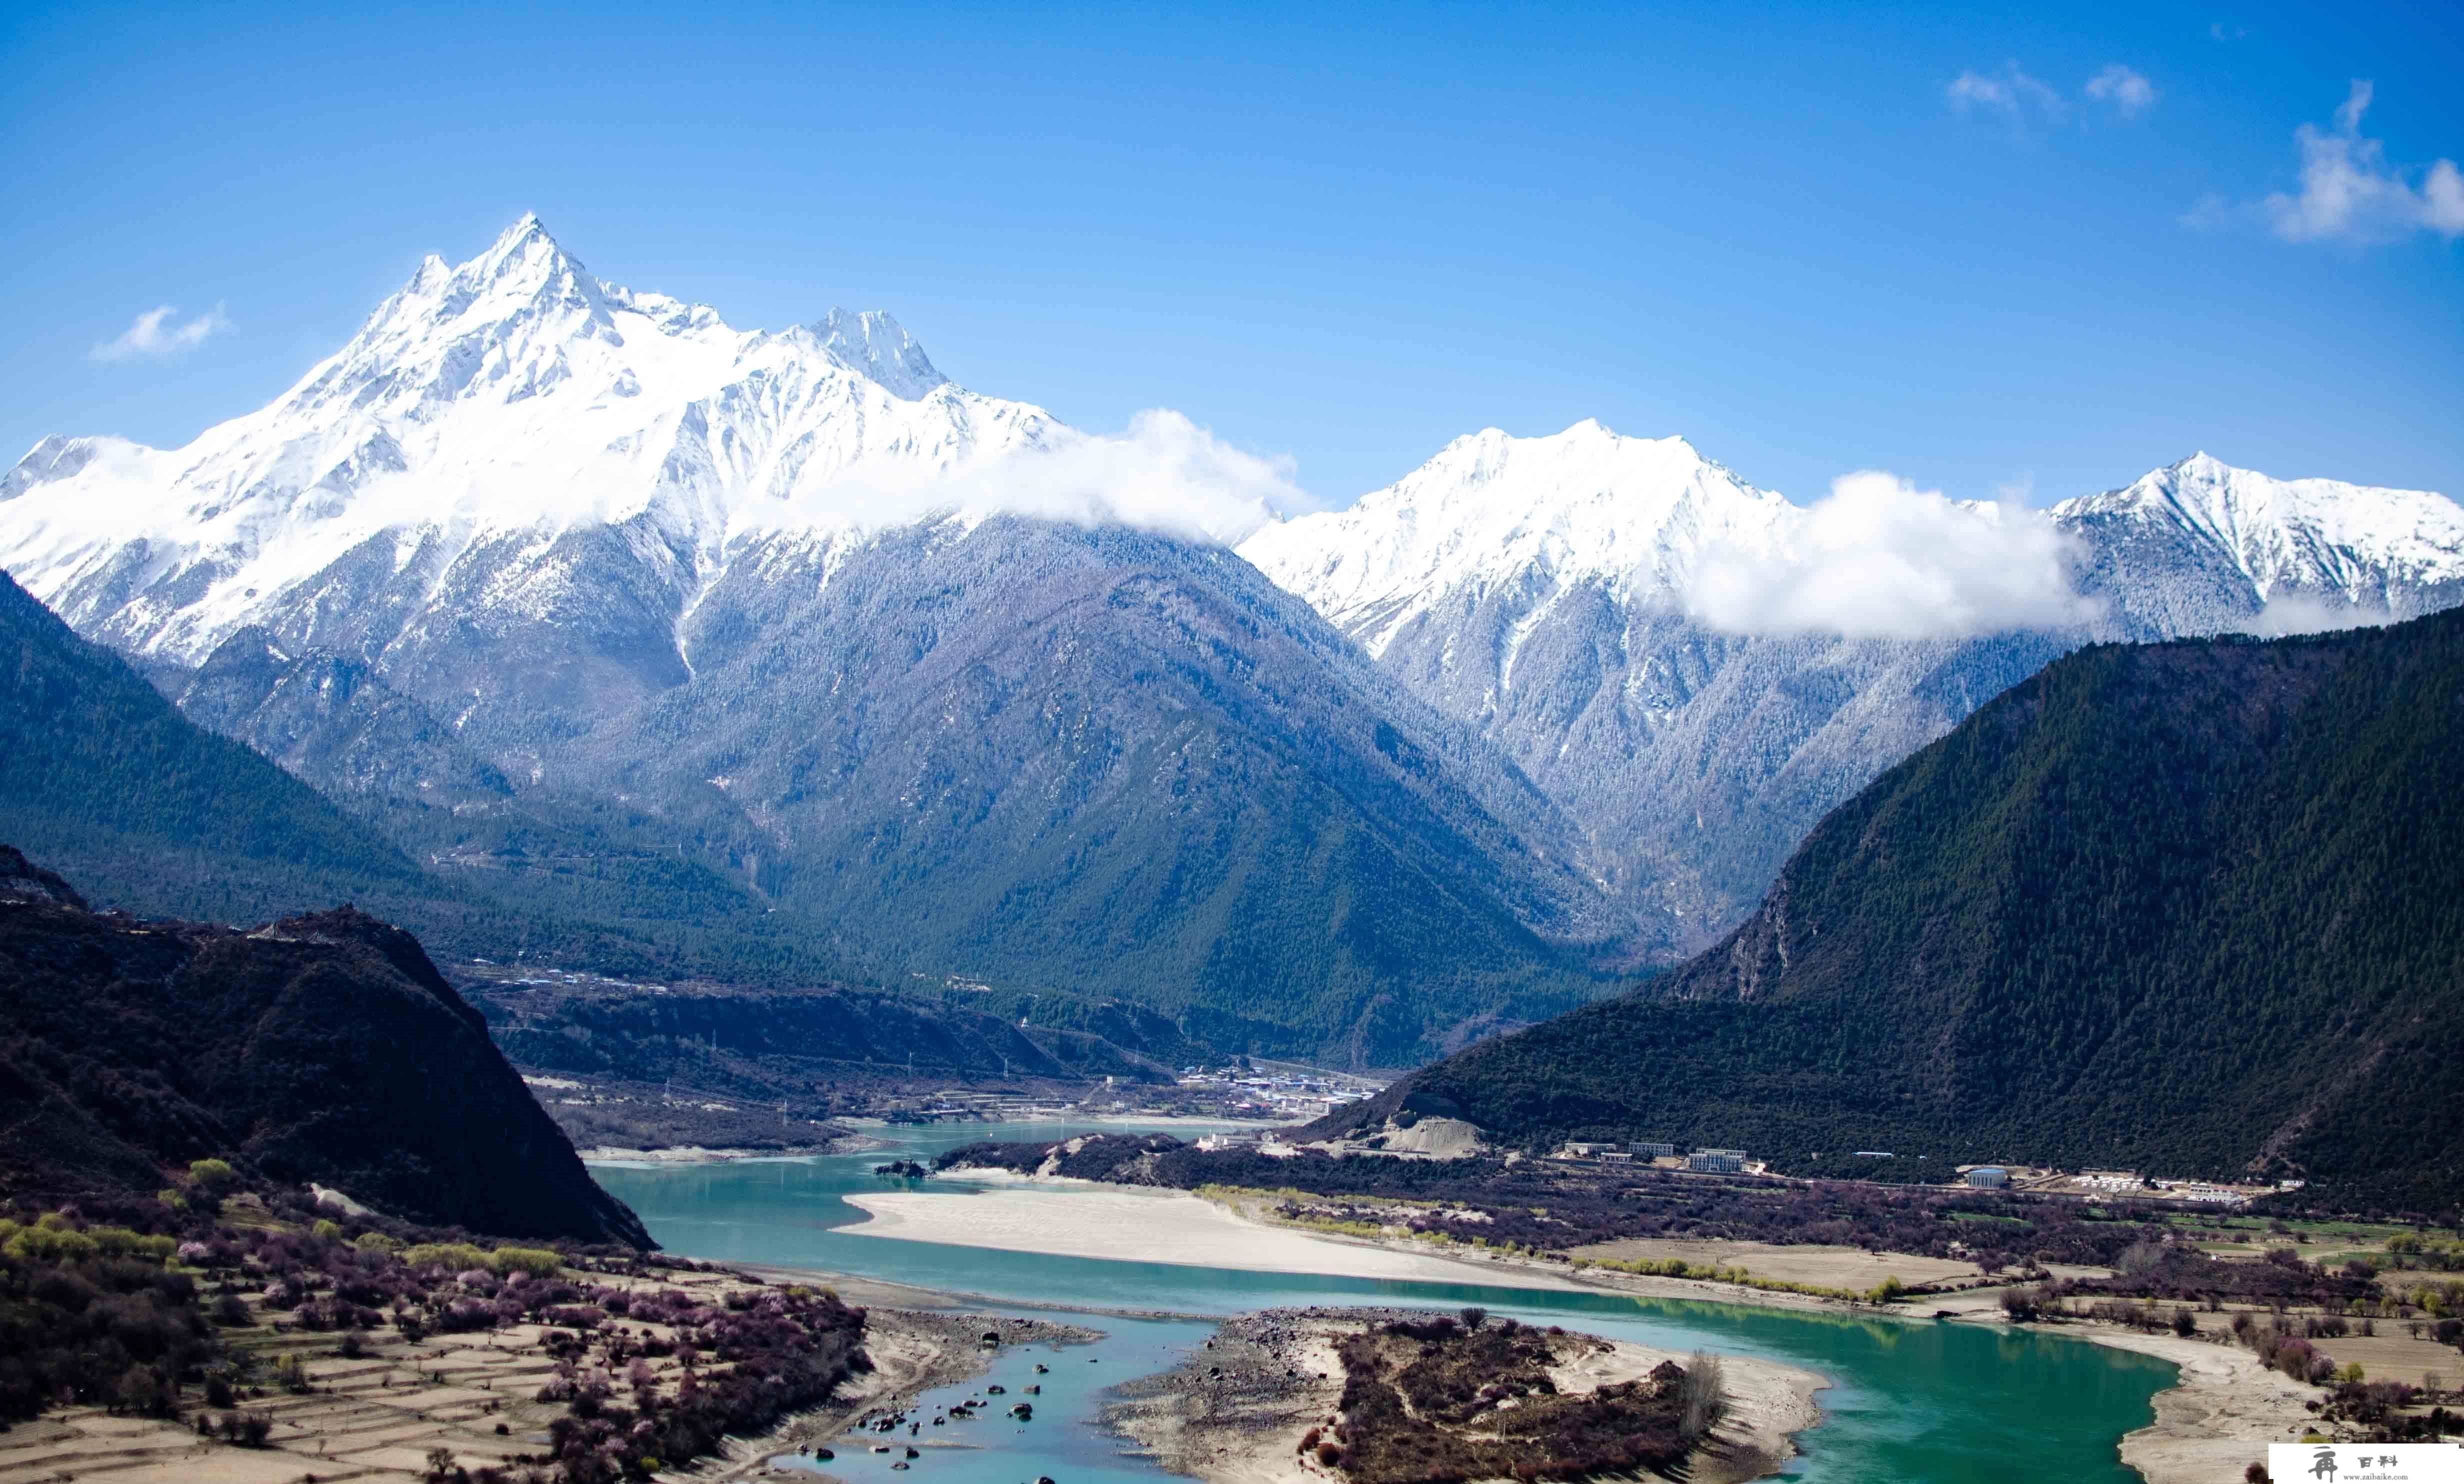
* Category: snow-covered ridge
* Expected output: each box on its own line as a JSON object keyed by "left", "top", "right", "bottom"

{"left": 0, "top": 214, "right": 1072, "bottom": 661}
{"left": 1244, "top": 426, "right": 2464, "bottom": 647}
{"left": 2056, "top": 450, "right": 2464, "bottom": 602}
{"left": 1238, "top": 420, "right": 1793, "bottom": 656}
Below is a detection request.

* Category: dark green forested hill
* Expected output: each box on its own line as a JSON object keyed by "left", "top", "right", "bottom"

{"left": 0, "top": 566, "right": 428, "bottom": 924}
{"left": 0, "top": 567, "right": 1252, "bottom": 1066}
{"left": 0, "top": 846, "right": 649, "bottom": 1244}
{"left": 1323, "top": 610, "right": 2464, "bottom": 1212}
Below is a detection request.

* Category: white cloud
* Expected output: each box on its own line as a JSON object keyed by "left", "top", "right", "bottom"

{"left": 2262, "top": 82, "right": 2464, "bottom": 243}
{"left": 2238, "top": 594, "right": 2385, "bottom": 637}
{"left": 743, "top": 408, "right": 1316, "bottom": 548}
{"left": 90, "top": 304, "right": 233, "bottom": 362}
{"left": 1686, "top": 472, "right": 2100, "bottom": 641}
{"left": 2086, "top": 64, "right": 2158, "bottom": 117}
{"left": 1946, "top": 64, "right": 2065, "bottom": 122}
{"left": 2208, "top": 21, "right": 2246, "bottom": 42}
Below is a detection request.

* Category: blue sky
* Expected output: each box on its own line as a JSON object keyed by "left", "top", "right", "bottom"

{"left": 4, "top": 1, "right": 2458, "bottom": 507}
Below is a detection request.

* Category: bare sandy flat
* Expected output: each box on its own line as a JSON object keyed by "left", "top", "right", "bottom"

{"left": 2297, "top": 1330, "right": 2464, "bottom": 1388}
{"left": 2080, "top": 1330, "right": 2318, "bottom": 1484}
{"left": 841, "top": 1186, "right": 1586, "bottom": 1292}
{"left": 1567, "top": 1237, "right": 1984, "bottom": 1290}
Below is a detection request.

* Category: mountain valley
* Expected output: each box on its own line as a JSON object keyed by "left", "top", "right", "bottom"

{"left": 8, "top": 216, "right": 2464, "bottom": 1066}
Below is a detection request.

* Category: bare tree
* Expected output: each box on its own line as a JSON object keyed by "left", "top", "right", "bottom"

{"left": 1679, "top": 1350, "right": 1728, "bottom": 1442}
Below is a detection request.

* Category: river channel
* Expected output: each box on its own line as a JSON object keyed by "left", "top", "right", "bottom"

{"left": 590, "top": 1120, "right": 2176, "bottom": 1483}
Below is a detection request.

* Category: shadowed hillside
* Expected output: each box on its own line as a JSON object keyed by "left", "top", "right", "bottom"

{"left": 0, "top": 847, "right": 650, "bottom": 1244}
{"left": 1319, "top": 609, "right": 2464, "bottom": 1212}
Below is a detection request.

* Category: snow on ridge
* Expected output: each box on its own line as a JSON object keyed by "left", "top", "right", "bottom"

{"left": 1239, "top": 420, "right": 1790, "bottom": 652}
{"left": 1247, "top": 426, "right": 2464, "bottom": 647}
{"left": 2053, "top": 451, "right": 2464, "bottom": 599}
{"left": 0, "top": 217, "right": 1102, "bottom": 660}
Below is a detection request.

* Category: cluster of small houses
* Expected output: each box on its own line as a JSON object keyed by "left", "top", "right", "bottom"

{"left": 1547, "top": 1144, "right": 2264, "bottom": 1207}
{"left": 1196, "top": 1070, "right": 1378, "bottom": 1120}
{"left": 1556, "top": 1140, "right": 1748, "bottom": 1172}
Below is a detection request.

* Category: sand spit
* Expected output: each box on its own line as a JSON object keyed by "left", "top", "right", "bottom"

{"left": 1104, "top": 1307, "right": 1825, "bottom": 1484}
{"left": 840, "top": 1185, "right": 1588, "bottom": 1292}
{"left": 579, "top": 1144, "right": 834, "bottom": 1165}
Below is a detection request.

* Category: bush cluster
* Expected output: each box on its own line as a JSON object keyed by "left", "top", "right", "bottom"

{"left": 1322, "top": 1314, "right": 1705, "bottom": 1484}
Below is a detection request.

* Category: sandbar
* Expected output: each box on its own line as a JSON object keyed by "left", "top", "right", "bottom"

{"left": 840, "top": 1185, "right": 1587, "bottom": 1292}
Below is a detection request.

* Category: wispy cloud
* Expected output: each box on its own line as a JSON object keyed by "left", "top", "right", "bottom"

{"left": 1946, "top": 63, "right": 2066, "bottom": 124}
{"left": 2259, "top": 82, "right": 2464, "bottom": 244}
{"left": 2208, "top": 21, "right": 2246, "bottom": 42}
{"left": 90, "top": 304, "right": 234, "bottom": 362}
{"left": 1948, "top": 62, "right": 2158, "bottom": 128}
{"left": 2240, "top": 594, "right": 2384, "bottom": 637}
{"left": 2086, "top": 64, "right": 2158, "bottom": 118}
{"left": 738, "top": 408, "right": 1315, "bottom": 548}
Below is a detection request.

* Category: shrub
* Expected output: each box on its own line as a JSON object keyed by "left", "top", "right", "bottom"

{"left": 218, "top": 1410, "right": 274, "bottom": 1446}
{"left": 188, "top": 1159, "right": 237, "bottom": 1192}
{"left": 113, "top": 1365, "right": 177, "bottom": 1418}
{"left": 402, "top": 1242, "right": 490, "bottom": 1274}
{"left": 489, "top": 1248, "right": 564, "bottom": 1278}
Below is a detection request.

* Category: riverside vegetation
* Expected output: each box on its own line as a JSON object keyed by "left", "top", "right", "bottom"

{"left": 939, "top": 1132, "right": 2464, "bottom": 1446}
{"left": 1323, "top": 1310, "right": 1724, "bottom": 1483}
{"left": 0, "top": 1177, "right": 872, "bottom": 1483}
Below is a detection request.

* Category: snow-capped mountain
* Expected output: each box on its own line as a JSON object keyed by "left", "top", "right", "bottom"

{"left": 1243, "top": 425, "right": 2464, "bottom": 950}
{"left": 0, "top": 214, "right": 1065, "bottom": 674}
{"left": 2058, "top": 451, "right": 2464, "bottom": 636}
{"left": 1239, "top": 420, "right": 1791, "bottom": 665}
{"left": 0, "top": 218, "right": 1609, "bottom": 1065}
{"left": 12, "top": 216, "right": 2462, "bottom": 1040}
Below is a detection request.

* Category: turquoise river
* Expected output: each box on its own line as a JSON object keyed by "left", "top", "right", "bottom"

{"left": 592, "top": 1120, "right": 2178, "bottom": 1484}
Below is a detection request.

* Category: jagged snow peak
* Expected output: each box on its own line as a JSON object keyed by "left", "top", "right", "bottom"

{"left": 1242, "top": 422, "right": 2105, "bottom": 644}
{"left": 0, "top": 216, "right": 1298, "bottom": 661}
{"left": 2055, "top": 451, "right": 2464, "bottom": 630}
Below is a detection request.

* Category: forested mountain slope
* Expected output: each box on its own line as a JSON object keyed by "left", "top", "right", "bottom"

{"left": 1320, "top": 609, "right": 2464, "bottom": 1210}
{"left": 0, "top": 566, "right": 426, "bottom": 925}
{"left": 0, "top": 218, "right": 1614, "bottom": 1064}
{"left": 1244, "top": 426, "right": 2464, "bottom": 958}
{"left": 0, "top": 848, "right": 650, "bottom": 1244}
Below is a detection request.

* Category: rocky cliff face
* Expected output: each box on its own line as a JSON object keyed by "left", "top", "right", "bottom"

{"left": 0, "top": 847, "right": 650, "bottom": 1245}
